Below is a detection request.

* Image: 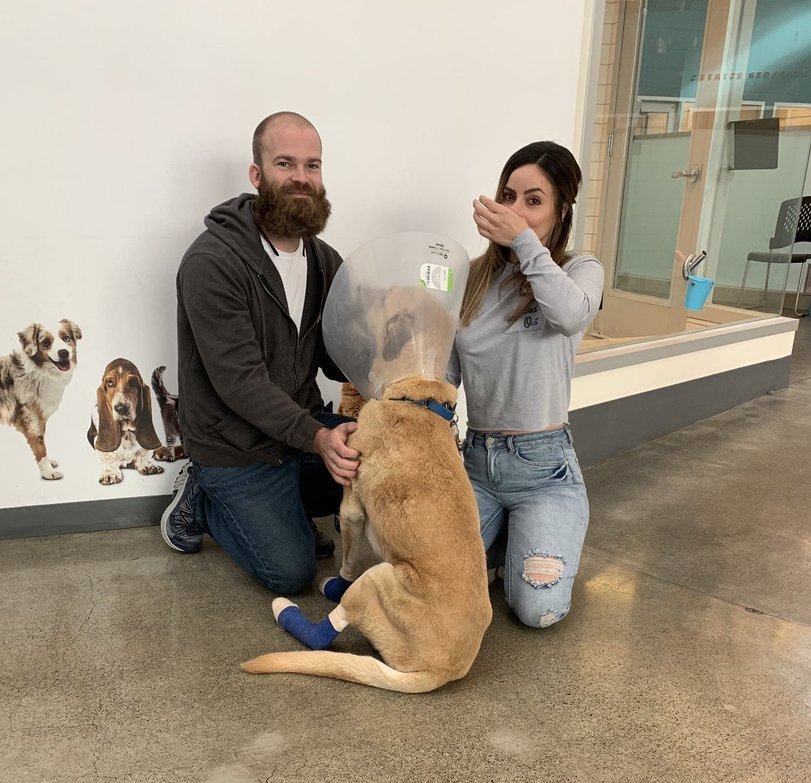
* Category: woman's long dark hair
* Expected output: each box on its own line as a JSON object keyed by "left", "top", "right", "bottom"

{"left": 460, "top": 141, "right": 582, "bottom": 326}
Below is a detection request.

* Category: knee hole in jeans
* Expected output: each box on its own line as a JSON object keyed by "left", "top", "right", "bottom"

{"left": 522, "top": 552, "right": 565, "bottom": 588}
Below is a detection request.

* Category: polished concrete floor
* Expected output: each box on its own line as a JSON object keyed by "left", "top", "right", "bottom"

{"left": 2, "top": 320, "right": 810, "bottom": 783}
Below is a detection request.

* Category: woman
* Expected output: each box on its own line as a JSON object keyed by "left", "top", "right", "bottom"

{"left": 447, "top": 141, "right": 604, "bottom": 628}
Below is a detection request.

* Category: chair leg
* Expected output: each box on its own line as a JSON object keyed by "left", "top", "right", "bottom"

{"left": 737, "top": 259, "right": 752, "bottom": 307}
{"left": 764, "top": 262, "right": 771, "bottom": 308}
{"left": 795, "top": 261, "right": 810, "bottom": 317}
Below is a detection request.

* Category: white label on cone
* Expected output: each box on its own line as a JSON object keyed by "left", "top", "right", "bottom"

{"left": 419, "top": 263, "right": 453, "bottom": 292}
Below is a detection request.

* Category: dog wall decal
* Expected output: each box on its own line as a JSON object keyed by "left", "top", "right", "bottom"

{"left": 0, "top": 319, "right": 82, "bottom": 479}
{"left": 150, "top": 365, "right": 186, "bottom": 462}
{"left": 87, "top": 358, "right": 164, "bottom": 485}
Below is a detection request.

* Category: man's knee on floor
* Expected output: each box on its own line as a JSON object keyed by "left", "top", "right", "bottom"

{"left": 255, "top": 560, "right": 316, "bottom": 595}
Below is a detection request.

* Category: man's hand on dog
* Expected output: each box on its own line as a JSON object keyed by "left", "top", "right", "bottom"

{"left": 472, "top": 195, "right": 528, "bottom": 247}
{"left": 314, "top": 423, "right": 360, "bottom": 486}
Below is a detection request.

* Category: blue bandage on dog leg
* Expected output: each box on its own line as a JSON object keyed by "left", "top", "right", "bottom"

{"left": 319, "top": 575, "right": 353, "bottom": 602}
{"left": 276, "top": 605, "right": 339, "bottom": 650}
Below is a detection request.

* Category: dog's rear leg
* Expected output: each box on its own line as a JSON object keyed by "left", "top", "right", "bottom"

{"left": 320, "top": 484, "right": 366, "bottom": 602}
{"left": 338, "top": 563, "right": 415, "bottom": 667}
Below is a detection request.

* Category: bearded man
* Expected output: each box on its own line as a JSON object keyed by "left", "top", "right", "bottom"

{"left": 161, "top": 113, "right": 359, "bottom": 594}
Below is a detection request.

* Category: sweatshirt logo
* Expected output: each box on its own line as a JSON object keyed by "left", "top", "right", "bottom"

{"left": 506, "top": 302, "right": 545, "bottom": 334}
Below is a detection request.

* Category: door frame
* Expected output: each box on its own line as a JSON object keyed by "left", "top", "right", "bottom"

{"left": 591, "top": 0, "right": 752, "bottom": 338}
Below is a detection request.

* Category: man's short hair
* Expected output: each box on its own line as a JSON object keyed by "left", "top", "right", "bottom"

{"left": 252, "top": 112, "right": 320, "bottom": 166}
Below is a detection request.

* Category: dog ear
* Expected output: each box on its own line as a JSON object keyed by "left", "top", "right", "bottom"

{"left": 86, "top": 417, "right": 98, "bottom": 448}
{"left": 17, "top": 324, "right": 41, "bottom": 357}
{"left": 60, "top": 319, "right": 82, "bottom": 341}
{"left": 382, "top": 313, "right": 416, "bottom": 361}
{"left": 94, "top": 385, "right": 122, "bottom": 452}
{"left": 135, "top": 382, "right": 161, "bottom": 449}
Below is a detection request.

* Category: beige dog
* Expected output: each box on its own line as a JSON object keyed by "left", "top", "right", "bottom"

{"left": 338, "top": 381, "right": 366, "bottom": 418}
{"left": 241, "top": 374, "right": 492, "bottom": 692}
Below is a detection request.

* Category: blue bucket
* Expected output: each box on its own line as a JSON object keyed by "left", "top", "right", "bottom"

{"left": 685, "top": 275, "right": 714, "bottom": 311}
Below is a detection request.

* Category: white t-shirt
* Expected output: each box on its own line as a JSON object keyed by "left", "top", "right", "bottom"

{"left": 261, "top": 236, "right": 308, "bottom": 333}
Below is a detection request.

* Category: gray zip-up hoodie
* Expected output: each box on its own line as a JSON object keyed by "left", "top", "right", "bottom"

{"left": 176, "top": 193, "right": 345, "bottom": 467}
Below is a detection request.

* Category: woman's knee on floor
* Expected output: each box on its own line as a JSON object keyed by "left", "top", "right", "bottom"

{"left": 509, "top": 553, "right": 573, "bottom": 628}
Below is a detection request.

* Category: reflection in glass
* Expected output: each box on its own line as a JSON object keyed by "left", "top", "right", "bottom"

{"left": 613, "top": 0, "right": 709, "bottom": 300}
{"left": 591, "top": 0, "right": 811, "bottom": 345}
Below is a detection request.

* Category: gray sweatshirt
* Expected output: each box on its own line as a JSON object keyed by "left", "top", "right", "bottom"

{"left": 447, "top": 229, "right": 604, "bottom": 432}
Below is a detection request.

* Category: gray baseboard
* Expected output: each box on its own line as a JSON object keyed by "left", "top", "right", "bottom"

{"left": 571, "top": 357, "right": 790, "bottom": 468}
{"left": 0, "top": 495, "right": 170, "bottom": 541}
{"left": 0, "top": 356, "right": 791, "bottom": 540}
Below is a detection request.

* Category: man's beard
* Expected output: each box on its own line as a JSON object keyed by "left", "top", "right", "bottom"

{"left": 254, "top": 177, "right": 332, "bottom": 240}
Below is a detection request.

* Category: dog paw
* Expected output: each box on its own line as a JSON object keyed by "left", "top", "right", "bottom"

{"left": 38, "top": 458, "right": 63, "bottom": 480}
{"left": 320, "top": 575, "right": 353, "bottom": 602}
{"left": 99, "top": 471, "right": 122, "bottom": 485}
{"left": 49, "top": 459, "right": 59, "bottom": 468}
{"left": 271, "top": 597, "right": 297, "bottom": 622}
{"left": 153, "top": 446, "right": 178, "bottom": 462}
{"left": 138, "top": 463, "right": 164, "bottom": 475}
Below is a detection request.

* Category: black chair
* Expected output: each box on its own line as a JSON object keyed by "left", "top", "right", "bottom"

{"left": 737, "top": 195, "right": 811, "bottom": 315}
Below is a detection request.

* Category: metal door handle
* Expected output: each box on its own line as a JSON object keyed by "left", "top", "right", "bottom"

{"left": 672, "top": 165, "right": 702, "bottom": 182}
{"left": 683, "top": 250, "right": 708, "bottom": 280}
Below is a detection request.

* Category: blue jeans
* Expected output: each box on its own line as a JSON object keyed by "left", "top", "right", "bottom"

{"left": 463, "top": 426, "right": 589, "bottom": 628}
{"left": 192, "top": 412, "right": 350, "bottom": 594}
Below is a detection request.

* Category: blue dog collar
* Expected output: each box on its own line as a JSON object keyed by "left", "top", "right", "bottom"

{"left": 392, "top": 397, "right": 456, "bottom": 422}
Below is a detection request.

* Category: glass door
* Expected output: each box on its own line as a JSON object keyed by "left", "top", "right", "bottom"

{"left": 590, "top": 0, "right": 811, "bottom": 343}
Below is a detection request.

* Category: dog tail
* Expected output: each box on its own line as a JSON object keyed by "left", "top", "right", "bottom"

{"left": 151, "top": 366, "right": 170, "bottom": 405}
{"left": 240, "top": 651, "right": 449, "bottom": 693}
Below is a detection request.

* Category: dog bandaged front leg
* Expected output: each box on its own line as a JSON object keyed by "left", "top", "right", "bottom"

{"left": 272, "top": 599, "right": 349, "bottom": 650}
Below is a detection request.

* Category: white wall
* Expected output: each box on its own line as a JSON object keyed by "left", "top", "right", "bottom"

{"left": 0, "top": 0, "right": 589, "bottom": 509}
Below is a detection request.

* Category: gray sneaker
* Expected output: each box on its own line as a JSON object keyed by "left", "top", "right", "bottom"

{"left": 160, "top": 463, "right": 203, "bottom": 553}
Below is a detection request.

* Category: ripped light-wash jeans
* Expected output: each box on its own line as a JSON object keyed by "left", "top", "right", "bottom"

{"left": 463, "top": 426, "right": 589, "bottom": 628}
